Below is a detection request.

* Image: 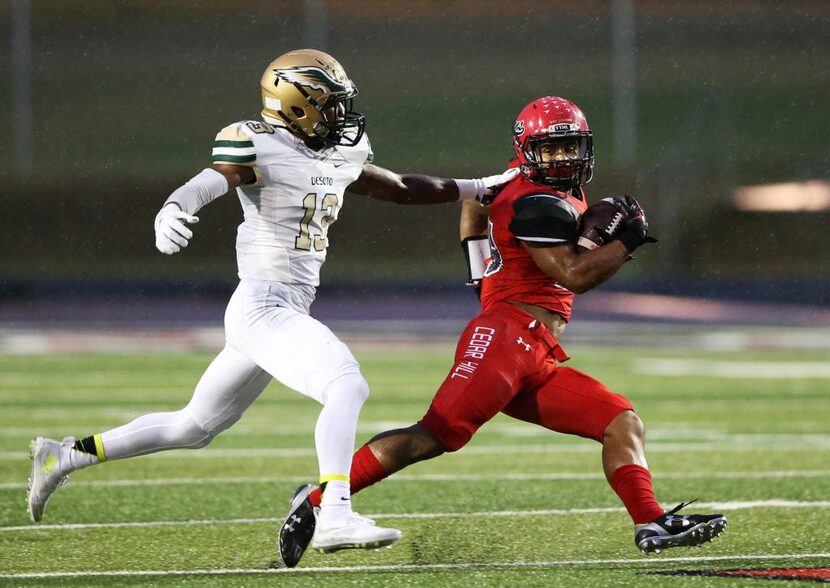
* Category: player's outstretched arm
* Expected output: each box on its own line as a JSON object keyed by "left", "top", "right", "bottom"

{"left": 347, "top": 164, "right": 517, "bottom": 205}
{"left": 153, "top": 164, "right": 253, "bottom": 255}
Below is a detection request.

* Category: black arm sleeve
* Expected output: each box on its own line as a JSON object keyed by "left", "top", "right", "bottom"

{"left": 508, "top": 194, "right": 579, "bottom": 242}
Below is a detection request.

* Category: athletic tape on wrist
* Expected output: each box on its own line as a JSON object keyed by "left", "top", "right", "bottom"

{"left": 454, "top": 178, "right": 485, "bottom": 202}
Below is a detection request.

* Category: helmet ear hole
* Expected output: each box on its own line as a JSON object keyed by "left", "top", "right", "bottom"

{"left": 291, "top": 106, "right": 305, "bottom": 118}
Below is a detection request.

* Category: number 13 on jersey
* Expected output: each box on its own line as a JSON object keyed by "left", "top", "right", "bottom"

{"left": 295, "top": 192, "right": 339, "bottom": 251}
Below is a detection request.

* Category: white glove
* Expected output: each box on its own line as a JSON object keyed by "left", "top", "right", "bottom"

{"left": 480, "top": 167, "right": 520, "bottom": 204}
{"left": 154, "top": 205, "right": 200, "bottom": 255}
{"left": 456, "top": 168, "right": 520, "bottom": 205}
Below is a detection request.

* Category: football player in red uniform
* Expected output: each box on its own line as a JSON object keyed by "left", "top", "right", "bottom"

{"left": 278, "top": 97, "right": 727, "bottom": 567}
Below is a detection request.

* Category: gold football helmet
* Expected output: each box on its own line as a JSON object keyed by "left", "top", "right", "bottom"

{"left": 260, "top": 49, "right": 365, "bottom": 147}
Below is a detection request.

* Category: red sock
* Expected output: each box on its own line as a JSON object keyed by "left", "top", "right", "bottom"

{"left": 308, "top": 444, "right": 389, "bottom": 508}
{"left": 308, "top": 486, "right": 322, "bottom": 507}
{"left": 350, "top": 444, "right": 389, "bottom": 493}
{"left": 609, "top": 464, "right": 665, "bottom": 524}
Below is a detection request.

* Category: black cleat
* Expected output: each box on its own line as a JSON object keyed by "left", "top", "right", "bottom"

{"left": 635, "top": 501, "right": 727, "bottom": 555}
{"left": 278, "top": 484, "right": 318, "bottom": 568}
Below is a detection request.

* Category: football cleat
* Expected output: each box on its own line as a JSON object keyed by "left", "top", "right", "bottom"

{"left": 312, "top": 512, "right": 402, "bottom": 554}
{"left": 278, "top": 484, "right": 318, "bottom": 568}
{"left": 27, "top": 436, "right": 73, "bottom": 522}
{"left": 635, "top": 501, "right": 727, "bottom": 555}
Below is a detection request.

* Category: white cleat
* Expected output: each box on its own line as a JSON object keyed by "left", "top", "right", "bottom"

{"left": 311, "top": 512, "right": 402, "bottom": 553}
{"left": 27, "top": 436, "right": 73, "bottom": 522}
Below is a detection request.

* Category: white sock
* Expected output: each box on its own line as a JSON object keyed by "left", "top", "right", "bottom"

{"left": 318, "top": 480, "right": 352, "bottom": 528}
{"left": 320, "top": 479, "right": 351, "bottom": 506}
{"left": 99, "top": 410, "right": 210, "bottom": 459}
{"left": 314, "top": 373, "right": 369, "bottom": 524}
{"left": 314, "top": 375, "right": 366, "bottom": 475}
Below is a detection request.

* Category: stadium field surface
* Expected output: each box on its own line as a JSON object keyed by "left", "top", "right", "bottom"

{"left": 1, "top": 344, "right": 828, "bottom": 586}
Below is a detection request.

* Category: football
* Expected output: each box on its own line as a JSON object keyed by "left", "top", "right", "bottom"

{"left": 576, "top": 198, "right": 625, "bottom": 251}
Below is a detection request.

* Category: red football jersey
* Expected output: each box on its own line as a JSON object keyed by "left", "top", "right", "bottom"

{"left": 480, "top": 174, "right": 588, "bottom": 321}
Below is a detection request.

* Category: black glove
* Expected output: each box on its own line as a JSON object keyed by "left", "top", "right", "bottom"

{"left": 605, "top": 194, "right": 658, "bottom": 254}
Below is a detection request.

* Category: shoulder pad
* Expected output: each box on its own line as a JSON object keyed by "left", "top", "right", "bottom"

{"left": 509, "top": 194, "right": 579, "bottom": 243}
{"left": 212, "top": 123, "right": 256, "bottom": 167}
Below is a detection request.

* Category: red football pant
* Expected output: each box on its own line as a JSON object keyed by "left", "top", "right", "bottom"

{"left": 419, "top": 302, "right": 633, "bottom": 451}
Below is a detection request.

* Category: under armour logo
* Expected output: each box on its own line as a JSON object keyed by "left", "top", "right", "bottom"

{"left": 517, "top": 337, "right": 531, "bottom": 351}
{"left": 285, "top": 514, "right": 301, "bottom": 532}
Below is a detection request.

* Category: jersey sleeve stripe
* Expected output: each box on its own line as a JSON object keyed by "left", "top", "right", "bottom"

{"left": 515, "top": 236, "right": 570, "bottom": 243}
{"left": 213, "top": 139, "right": 254, "bottom": 148}
{"left": 212, "top": 143, "right": 256, "bottom": 163}
{"left": 212, "top": 153, "right": 256, "bottom": 164}
{"left": 212, "top": 146, "right": 256, "bottom": 156}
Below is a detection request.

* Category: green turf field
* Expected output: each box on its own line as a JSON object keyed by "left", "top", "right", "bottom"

{"left": 1, "top": 343, "right": 828, "bottom": 586}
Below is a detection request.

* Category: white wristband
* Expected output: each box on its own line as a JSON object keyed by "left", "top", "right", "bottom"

{"left": 454, "top": 178, "right": 485, "bottom": 202}
{"left": 164, "top": 168, "right": 230, "bottom": 215}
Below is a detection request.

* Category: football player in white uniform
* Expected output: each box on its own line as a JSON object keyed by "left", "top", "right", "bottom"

{"left": 26, "top": 49, "right": 515, "bottom": 557}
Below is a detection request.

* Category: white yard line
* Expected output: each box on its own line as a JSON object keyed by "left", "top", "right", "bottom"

{"left": 0, "top": 552, "right": 828, "bottom": 579}
{"left": 3, "top": 437, "right": 830, "bottom": 460}
{"left": 3, "top": 469, "right": 830, "bottom": 491}
{"left": 0, "top": 421, "right": 418, "bottom": 438}
{"left": 2, "top": 500, "right": 828, "bottom": 533}
{"left": 5, "top": 359, "right": 830, "bottom": 384}
{"left": 633, "top": 358, "right": 830, "bottom": 379}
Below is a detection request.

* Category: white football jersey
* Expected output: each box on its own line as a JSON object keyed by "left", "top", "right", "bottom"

{"left": 212, "top": 121, "right": 372, "bottom": 292}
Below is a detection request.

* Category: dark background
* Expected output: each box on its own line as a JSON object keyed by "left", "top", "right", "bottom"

{"left": 2, "top": 1, "right": 829, "bottom": 318}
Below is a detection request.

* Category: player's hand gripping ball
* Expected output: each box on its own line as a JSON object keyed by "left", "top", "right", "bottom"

{"left": 576, "top": 197, "right": 626, "bottom": 251}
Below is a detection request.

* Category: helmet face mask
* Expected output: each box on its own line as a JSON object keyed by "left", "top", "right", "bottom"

{"left": 315, "top": 94, "right": 364, "bottom": 147}
{"left": 512, "top": 97, "right": 594, "bottom": 190}
{"left": 522, "top": 133, "right": 593, "bottom": 190}
{"left": 261, "top": 49, "right": 366, "bottom": 148}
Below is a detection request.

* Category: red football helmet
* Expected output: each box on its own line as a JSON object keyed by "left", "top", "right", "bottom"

{"left": 512, "top": 97, "right": 594, "bottom": 190}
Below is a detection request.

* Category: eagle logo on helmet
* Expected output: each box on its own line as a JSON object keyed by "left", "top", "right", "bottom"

{"left": 276, "top": 66, "right": 350, "bottom": 94}
{"left": 260, "top": 50, "right": 365, "bottom": 148}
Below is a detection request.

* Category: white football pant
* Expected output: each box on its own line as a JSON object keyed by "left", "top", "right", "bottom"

{"left": 100, "top": 279, "right": 368, "bottom": 483}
